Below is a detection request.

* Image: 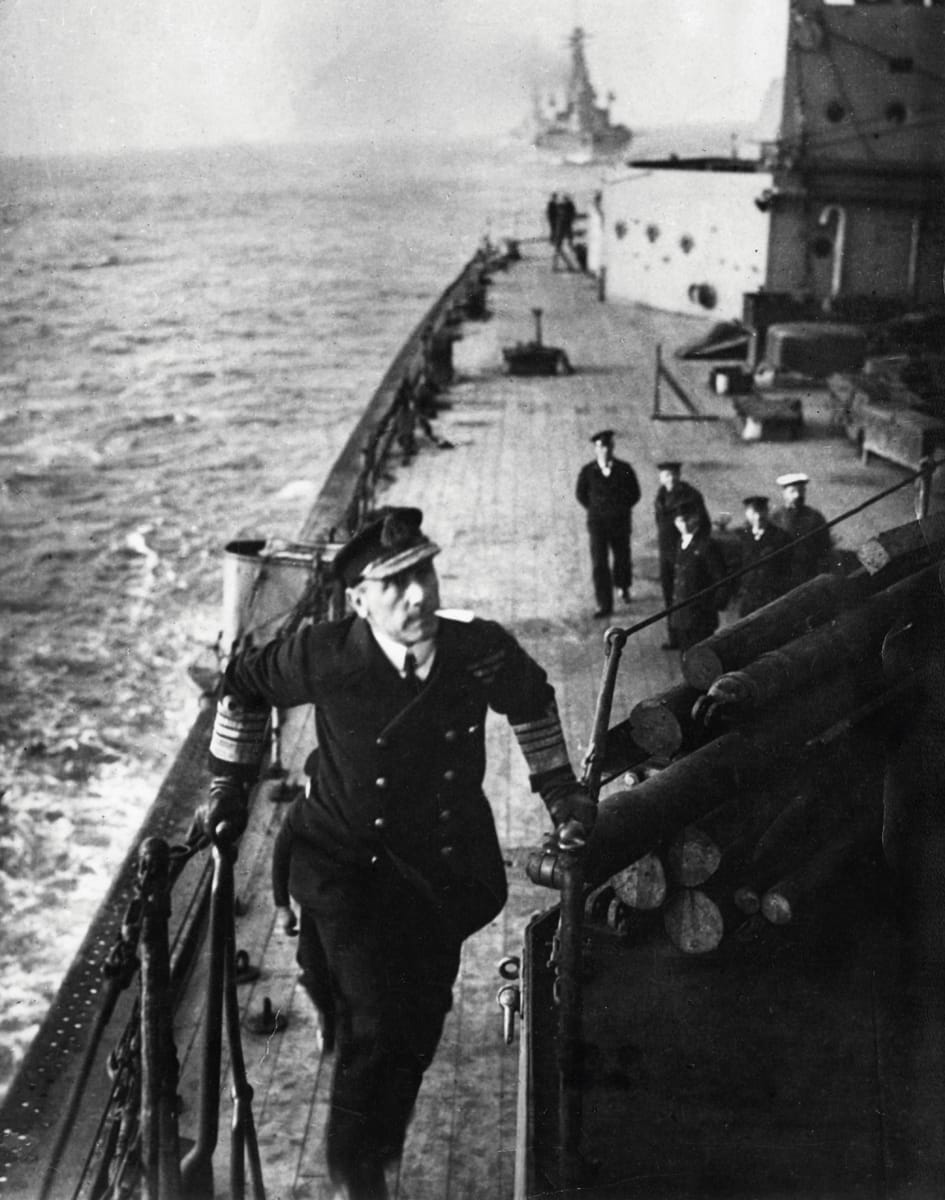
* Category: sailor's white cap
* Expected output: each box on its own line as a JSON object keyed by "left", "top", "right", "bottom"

{"left": 776, "top": 472, "right": 809, "bottom": 487}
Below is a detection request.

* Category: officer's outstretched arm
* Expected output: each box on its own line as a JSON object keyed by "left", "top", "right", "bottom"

{"left": 512, "top": 702, "right": 596, "bottom": 849}
{"left": 197, "top": 693, "right": 270, "bottom": 841}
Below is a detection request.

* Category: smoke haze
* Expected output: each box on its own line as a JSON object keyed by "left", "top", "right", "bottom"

{"left": 0, "top": 0, "right": 788, "bottom": 155}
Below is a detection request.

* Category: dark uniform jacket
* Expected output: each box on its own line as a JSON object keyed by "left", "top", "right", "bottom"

{"left": 654, "top": 481, "right": 710, "bottom": 561}
{"left": 212, "top": 613, "right": 570, "bottom": 937}
{"left": 770, "top": 503, "right": 832, "bottom": 587}
{"left": 576, "top": 458, "right": 641, "bottom": 522}
{"left": 736, "top": 523, "right": 794, "bottom": 617}
{"left": 668, "top": 532, "right": 728, "bottom": 643}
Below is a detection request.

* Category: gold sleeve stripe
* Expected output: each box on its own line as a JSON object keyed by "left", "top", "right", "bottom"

{"left": 209, "top": 696, "right": 269, "bottom": 766}
{"left": 512, "top": 713, "right": 570, "bottom": 775}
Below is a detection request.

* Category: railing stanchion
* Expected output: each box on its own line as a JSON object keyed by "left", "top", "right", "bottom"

{"left": 139, "top": 837, "right": 183, "bottom": 1200}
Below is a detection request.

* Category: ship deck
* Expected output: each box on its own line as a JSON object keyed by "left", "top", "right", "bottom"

{"left": 165, "top": 243, "right": 924, "bottom": 1200}
{"left": 7, "top": 241, "right": 928, "bottom": 1200}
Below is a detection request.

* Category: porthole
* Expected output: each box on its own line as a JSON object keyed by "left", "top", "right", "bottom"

{"left": 688, "top": 283, "right": 717, "bottom": 310}
{"left": 825, "top": 100, "right": 845, "bottom": 124}
{"left": 679, "top": 234, "right": 694, "bottom": 254}
{"left": 645, "top": 223, "right": 660, "bottom": 243}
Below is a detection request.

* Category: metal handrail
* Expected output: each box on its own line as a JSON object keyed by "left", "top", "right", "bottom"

{"left": 103, "top": 247, "right": 501, "bottom": 1198}
{"left": 544, "top": 454, "right": 944, "bottom": 1193}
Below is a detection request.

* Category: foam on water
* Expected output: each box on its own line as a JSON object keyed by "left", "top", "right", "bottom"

{"left": 0, "top": 133, "right": 621, "bottom": 1097}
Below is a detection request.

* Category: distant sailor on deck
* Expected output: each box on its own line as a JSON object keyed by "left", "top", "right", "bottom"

{"left": 653, "top": 461, "right": 709, "bottom": 648}
{"left": 735, "top": 495, "right": 793, "bottom": 617}
{"left": 201, "top": 507, "right": 593, "bottom": 1200}
{"left": 545, "top": 191, "right": 560, "bottom": 243}
{"left": 552, "top": 193, "right": 578, "bottom": 272}
{"left": 771, "top": 472, "right": 832, "bottom": 587}
{"left": 667, "top": 497, "right": 729, "bottom": 652}
{"left": 576, "top": 429, "right": 641, "bottom": 618}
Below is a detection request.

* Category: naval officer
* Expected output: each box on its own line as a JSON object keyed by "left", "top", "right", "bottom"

{"left": 735, "top": 495, "right": 793, "bottom": 617}
{"left": 770, "top": 472, "right": 832, "bottom": 587}
{"left": 200, "top": 507, "right": 593, "bottom": 1200}
{"left": 667, "top": 497, "right": 729, "bottom": 652}
{"left": 575, "top": 429, "right": 641, "bottom": 617}
{"left": 653, "top": 461, "right": 710, "bottom": 647}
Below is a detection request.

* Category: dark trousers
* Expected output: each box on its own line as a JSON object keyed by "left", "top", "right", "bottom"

{"left": 659, "top": 552, "right": 678, "bottom": 645}
{"left": 588, "top": 517, "right": 631, "bottom": 611}
{"left": 302, "top": 856, "right": 463, "bottom": 1195}
{"left": 659, "top": 553, "right": 675, "bottom": 610}
{"left": 297, "top": 910, "right": 336, "bottom": 1035}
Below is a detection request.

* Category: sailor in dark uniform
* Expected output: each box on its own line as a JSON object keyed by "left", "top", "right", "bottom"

{"left": 545, "top": 191, "right": 560, "bottom": 243}
{"left": 653, "top": 461, "right": 710, "bottom": 647}
{"left": 201, "top": 508, "right": 592, "bottom": 1200}
{"left": 770, "top": 472, "right": 832, "bottom": 587}
{"left": 575, "top": 429, "right": 641, "bottom": 618}
{"left": 667, "top": 497, "right": 729, "bottom": 652}
{"left": 735, "top": 495, "right": 794, "bottom": 617}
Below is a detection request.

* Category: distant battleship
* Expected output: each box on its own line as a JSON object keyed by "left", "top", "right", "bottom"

{"left": 531, "top": 26, "right": 632, "bottom": 164}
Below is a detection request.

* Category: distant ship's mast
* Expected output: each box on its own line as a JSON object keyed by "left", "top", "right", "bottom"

{"left": 566, "top": 27, "right": 598, "bottom": 134}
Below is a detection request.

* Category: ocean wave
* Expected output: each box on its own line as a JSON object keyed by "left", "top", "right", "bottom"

{"left": 0, "top": 138, "right": 532, "bottom": 1095}
{"left": 88, "top": 333, "right": 136, "bottom": 354}
{"left": 66, "top": 253, "right": 122, "bottom": 270}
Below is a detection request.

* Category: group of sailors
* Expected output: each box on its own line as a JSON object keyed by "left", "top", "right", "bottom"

{"left": 545, "top": 190, "right": 581, "bottom": 272}
{"left": 576, "top": 429, "right": 832, "bottom": 650}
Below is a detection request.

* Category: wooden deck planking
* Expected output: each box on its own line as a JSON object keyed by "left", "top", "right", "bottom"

{"left": 175, "top": 242, "right": 928, "bottom": 1198}
{"left": 369, "top": 248, "right": 691, "bottom": 1198}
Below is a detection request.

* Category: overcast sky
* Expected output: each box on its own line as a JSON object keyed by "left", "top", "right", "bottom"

{"left": 0, "top": 0, "right": 790, "bottom": 156}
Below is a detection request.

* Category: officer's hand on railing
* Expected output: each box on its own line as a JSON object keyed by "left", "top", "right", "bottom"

{"left": 555, "top": 817, "right": 591, "bottom": 851}
{"left": 275, "top": 904, "right": 298, "bottom": 937}
{"left": 548, "top": 781, "right": 596, "bottom": 852}
{"left": 196, "top": 776, "right": 248, "bottom": 843}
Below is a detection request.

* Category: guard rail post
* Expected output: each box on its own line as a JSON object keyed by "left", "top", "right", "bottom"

{"left": 138, "top": 836, "right": 183, "bottom": 1200}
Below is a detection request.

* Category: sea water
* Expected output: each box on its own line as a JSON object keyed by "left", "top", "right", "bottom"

{"left": 0, "top": 126, "right": 736, "bottom": 1098}
{"left": 0, "top": 134, "right": 610, "bottom": 1098}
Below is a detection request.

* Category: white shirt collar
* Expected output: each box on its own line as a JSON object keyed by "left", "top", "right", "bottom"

{"left": 368, "top": 623, "right": 437, "bottom": 680}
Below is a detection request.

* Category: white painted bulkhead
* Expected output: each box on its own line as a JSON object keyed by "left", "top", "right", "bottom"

{"left": 600, "top": 168, "right": 774, "bottom": 319}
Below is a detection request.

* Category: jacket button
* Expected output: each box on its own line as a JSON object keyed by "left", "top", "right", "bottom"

{"left": 440, "top": 845, "right": 454, "bottom": 857}
{"left": 444, "top": 729, "right": 457, "bottom": 742}
{"left": 467, "top": 724, "right": 479, "bottom": 735}
{"left": 443, "top": 769, "right": 456, "bottom": 782}
{"left": 376, "top": 736, "right": 387, "bottom": 749}
{"left": 374, "top": 816, "right": 386, "bottom": 830}
{"left": 375, "top": 777, "right": 388, "bottom": 789}
{"left": 370, "top": 855, "right": 380, "bottom": 866}
{"left": 439, "top": 809, "right": 452, "bottom": 822}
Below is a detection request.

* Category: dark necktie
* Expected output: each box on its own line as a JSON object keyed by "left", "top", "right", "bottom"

{"left": 403, "top": 651, "right": 421, "bottom": 694}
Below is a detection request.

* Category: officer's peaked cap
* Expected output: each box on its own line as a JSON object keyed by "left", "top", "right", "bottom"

{"left": 656, "top": 460, "right": 682, "bottom": 472}
{"left": 334, "top": 507, "right": 440, "bottom": 586}
{"left": 776, "top": 472, "right": 809, "bottom": 487}
{"left": 672, "top": 497, "right": 702, "bottom": 518}
{"left": 743, "top": 494, "right": 770, "bottom": 509}
{"left": 591, "top": 429, "right": 615, "bottom": 444}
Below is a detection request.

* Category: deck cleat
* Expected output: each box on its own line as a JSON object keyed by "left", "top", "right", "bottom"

{"left": 503, "top": 308, "right": 574, "bottom": 376}
{"left": 244, "top": 996, "right": 288, "bottom": 1036}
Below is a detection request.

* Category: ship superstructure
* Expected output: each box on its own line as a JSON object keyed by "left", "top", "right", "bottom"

{"left": 598, "top": 0, "right": 945, "bottom": 319}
